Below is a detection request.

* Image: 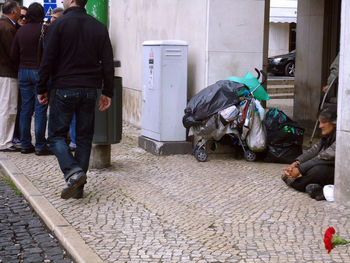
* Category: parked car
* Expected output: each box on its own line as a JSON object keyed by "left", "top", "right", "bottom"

{"left": 268, "top": 50, "right": 295, "bottom": 77}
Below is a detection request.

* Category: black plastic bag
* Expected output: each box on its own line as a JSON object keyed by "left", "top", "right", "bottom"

{"left": 264, "top": 144, "right": 303, "bottom": 164}
{"left": 263, "top": 108, "right": 304, "bottom": 163}
{"left": 183, "top": 80, "right": 246, "bottom": 128}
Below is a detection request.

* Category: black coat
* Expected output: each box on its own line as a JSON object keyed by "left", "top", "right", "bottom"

{"left": 37, "top": 7, "right": 114, "bottom": 98}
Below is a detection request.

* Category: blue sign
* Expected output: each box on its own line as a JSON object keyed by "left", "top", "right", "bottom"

{"left": 44, "top": 3, "right": 57, "bottom": 18}
{"left": 44, "top": 0, "right": 56, "bottom": 3}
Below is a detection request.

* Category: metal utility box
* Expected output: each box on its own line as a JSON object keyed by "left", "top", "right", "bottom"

{"left": 141, "top": 40, "right": 188, "bottom": 141}
{"left": 93, "top": 61, "right": 122, "bottom": 145}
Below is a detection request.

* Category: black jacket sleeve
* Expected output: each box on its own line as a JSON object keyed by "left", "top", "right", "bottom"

{"left": 100, "top": 27, "right": 114, "bottom": 98}
{"left": 37, "top": 23, "right": 59, "bottom": 94}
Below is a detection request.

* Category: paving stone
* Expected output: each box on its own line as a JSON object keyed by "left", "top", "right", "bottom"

{"left": 0, "top": 174, "right": 74, "bottom": 263}
{"left": 2, "top": 122, "right": 350, "bottom": 262}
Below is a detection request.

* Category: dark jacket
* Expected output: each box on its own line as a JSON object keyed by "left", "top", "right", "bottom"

{"left": 0, "top": 15, "right": 18, "bottom": 78}
{"left": 37, "top": 7, "right": 114, "bottom": 98}
{"left": 297, "top": 131, "right": 336, "bottom": 174}
{"left": 11, "top": 23, "right": 42, "bottom": 69}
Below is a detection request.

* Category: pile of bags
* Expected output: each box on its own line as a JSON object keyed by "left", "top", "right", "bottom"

{"left": 263, "top": 108, "right": 304, "bottom": 163}
{"left": 182, "top": 71, "right": 304, "bottom": 162}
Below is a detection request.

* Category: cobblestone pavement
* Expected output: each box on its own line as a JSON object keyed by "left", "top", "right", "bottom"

{"left": 0, "top": 173, "right": 73, "bottom": 263}
{"left": 1, "top": 123, "right": 350, "bottom": 262}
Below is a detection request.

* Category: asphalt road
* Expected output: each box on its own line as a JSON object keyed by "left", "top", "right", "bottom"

{"left": 0, "top": 171, "right": 74, "bottom": 263}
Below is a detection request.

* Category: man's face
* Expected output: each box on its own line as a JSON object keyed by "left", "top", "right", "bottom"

{"left": 51, "top": 13, "right": 62, "bottom": 23}
{"left": 17, "top": 9, "right": 27, "bottom": 26}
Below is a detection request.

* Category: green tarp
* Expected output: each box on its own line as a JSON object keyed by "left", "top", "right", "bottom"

{"left": 226, "top": 71, "right": 270, "bottom": 101}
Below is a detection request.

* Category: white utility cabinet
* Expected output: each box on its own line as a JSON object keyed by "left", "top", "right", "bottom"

{"left": 141, "top": 40, "right": 188, "bottom": 141}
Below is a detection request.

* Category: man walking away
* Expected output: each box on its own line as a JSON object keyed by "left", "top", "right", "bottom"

{"left": 37, "top": 0, "right": 114, "bottom": 199}
{"left": 0, "top": 1, "right": 21, "bottom": 152}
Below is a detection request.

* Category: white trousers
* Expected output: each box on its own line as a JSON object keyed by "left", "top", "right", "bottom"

{"left": 0, "top": 77, "right": 18, "bottom": 149}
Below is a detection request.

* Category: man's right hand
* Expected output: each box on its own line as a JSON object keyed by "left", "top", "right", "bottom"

{"left": 322, "top": 85, "right": 329, "bottom": 92}
{"left": 98, "top": 94, "right": 111, "bottom": 111}
{"left": 38, "top": 93, "right": 48, "bottom": 105}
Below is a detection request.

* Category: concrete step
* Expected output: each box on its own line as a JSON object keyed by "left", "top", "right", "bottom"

{"left": 267, "top": 85, "right": 294, "bottom": 94}
{"left": 268, "top": 93, "right": 294, "bottom": 99}
{"left": 267, "top": 78, "right": 294, "bottom": 86}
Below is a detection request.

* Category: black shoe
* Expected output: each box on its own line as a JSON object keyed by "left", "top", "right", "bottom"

{"left": 21, "top": 146, "right": 35, "bottom": 154}
{"left": 310, "top": 186, "right": 324, "bottom": 199}
{"left": 314, "top": 193, "right": 326, "bottom": 201}
{"left": 0, "top": 146, "right": 21, "bottom": 152}
{"left": 35, "top": 147, "right": 53, "bottom": 156}
{"left": 61, "top": 172, "right": 87, "bottom": 200}
{"left": 72, "top": 186, "right": 84, "bottom": 199}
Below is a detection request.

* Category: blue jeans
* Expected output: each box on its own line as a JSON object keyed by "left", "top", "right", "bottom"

{"left": 18, "top": 69, "right": 48, "bottom": 150}
{"left": 48, "top": 88, "right": 97, "bottom": 180}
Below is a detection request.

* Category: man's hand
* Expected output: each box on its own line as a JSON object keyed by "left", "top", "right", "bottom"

{"left": 98, "top": 94, "right": 111, "bottom": 111}
{"left": 38, "top": 93, "right": 48, "bottom": 105}
{"left": 283, "top": 167, "right": 300, "bottom": 178}
{"left": 322, "top": 85, "right": 329, "bottom": 92}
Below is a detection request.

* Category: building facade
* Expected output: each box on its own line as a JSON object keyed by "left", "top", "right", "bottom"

{"left": 269, "top": 0, "right": 297, "bottom": 57}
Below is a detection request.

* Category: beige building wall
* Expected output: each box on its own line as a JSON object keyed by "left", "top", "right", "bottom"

{"left": 268, "top": 23, "right": 290, "bottom": 57}
{"left": 109, "top": 0, "right": 268, "bottom": 127}
{"left": 206, "top": 0, "right": 267, "bottom": 85}
{"left": 109, "top": 0, "right": 207, "bottom": 127}
{"left": 335, "top": 0, "right": 350, "bottom": 207}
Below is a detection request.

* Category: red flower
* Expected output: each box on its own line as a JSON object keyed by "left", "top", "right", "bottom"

{"left": 324, "top": 227, "right": 335, "bottom": 253}
{"left": 324, "top": 227, "right": 350, "bottom": 253}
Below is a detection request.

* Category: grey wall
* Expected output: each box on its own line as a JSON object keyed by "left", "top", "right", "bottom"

{"left": 110, "top": 0, "right": 208, "bottom": 126}
{"left": 293, "top": 0, "right": 325, "bottom": 128}
{"left": 335, "top": 0, "right": 350, "bottom": 207}
{"left": 109, "top": 0, "right": 268, "bottom": 127}
{"left": 206, "top": 0, "right": 267, "bottom": 86}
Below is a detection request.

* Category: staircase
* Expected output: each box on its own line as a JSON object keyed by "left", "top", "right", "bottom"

{"left": 267, "top": 78, "right": 294, "bottom": 99}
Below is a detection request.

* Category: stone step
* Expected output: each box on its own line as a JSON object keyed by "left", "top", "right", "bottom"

{"left": 267, "top": 78, "right": 294, "bottom": 85}
{"left": 268, "top": 93, "right": 294, "bottom": 99}
{"left": 267, "top": 85, "right": 294, "bottom": 94}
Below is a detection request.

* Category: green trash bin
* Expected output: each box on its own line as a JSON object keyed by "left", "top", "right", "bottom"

{"left": 93, "top": 61, "right": 122, "bottom": 145}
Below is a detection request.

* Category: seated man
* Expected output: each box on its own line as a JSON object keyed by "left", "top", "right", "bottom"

{"left": 281, "top": 105, "right": 337, "bottom": 200}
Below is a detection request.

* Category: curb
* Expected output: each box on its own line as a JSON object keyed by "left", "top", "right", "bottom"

{"left": 0, "top": 154, "right": 104, "bottom": 263}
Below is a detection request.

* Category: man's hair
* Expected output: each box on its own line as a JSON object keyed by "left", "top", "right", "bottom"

{"left": 52, "top": 7, "right": 64, "bottom": 15}
{"left": 2, "top": 1, "right": 19, "bottom": 15}
{"left": 20, "top": 6, "right": 28, "bottom": 11}
{"left": 26, "top": 2, "right": 44, "bottom": 23}
{"left": 76, "top": 0, "right": 88, "bottom": 8}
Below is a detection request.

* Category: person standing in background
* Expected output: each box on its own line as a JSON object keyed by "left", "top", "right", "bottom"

{"left": 17, "top": 6, "right": 28, "bottom": 27}
{"left": 11, "top": 2, "right": 52, "bottom": 156}
{"left": 12, "top": 5, "right": 28, "bottom": 148}
{"left": 50, "top": 7, "right": 64, "bottom": 23}
{"left": 0, "top": 0, "right": 21, "bottom": 152}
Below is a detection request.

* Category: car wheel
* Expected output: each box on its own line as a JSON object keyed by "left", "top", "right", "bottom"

{"left": 285, "top": 62, "right": 295, "bottom": 77}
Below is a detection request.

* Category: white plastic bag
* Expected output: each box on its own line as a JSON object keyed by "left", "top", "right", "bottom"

{"left": 253, "top": 99, "right": 265, "bottom": 121}
{"left": 219, "top": 105, "right": 239, "bottom": 122}
{"left": 323, "top": 185, "right": 334, "bottom": 202}
{"left": 246, "top": 112, "right": 267, "bottom": 152}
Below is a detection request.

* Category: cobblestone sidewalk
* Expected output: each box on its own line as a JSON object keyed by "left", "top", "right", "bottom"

{"left": 1, "top": 123, "right": 350, "bottom": 262}
{"left": 0, "top": 173, "right": 73, "bottom": 263}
